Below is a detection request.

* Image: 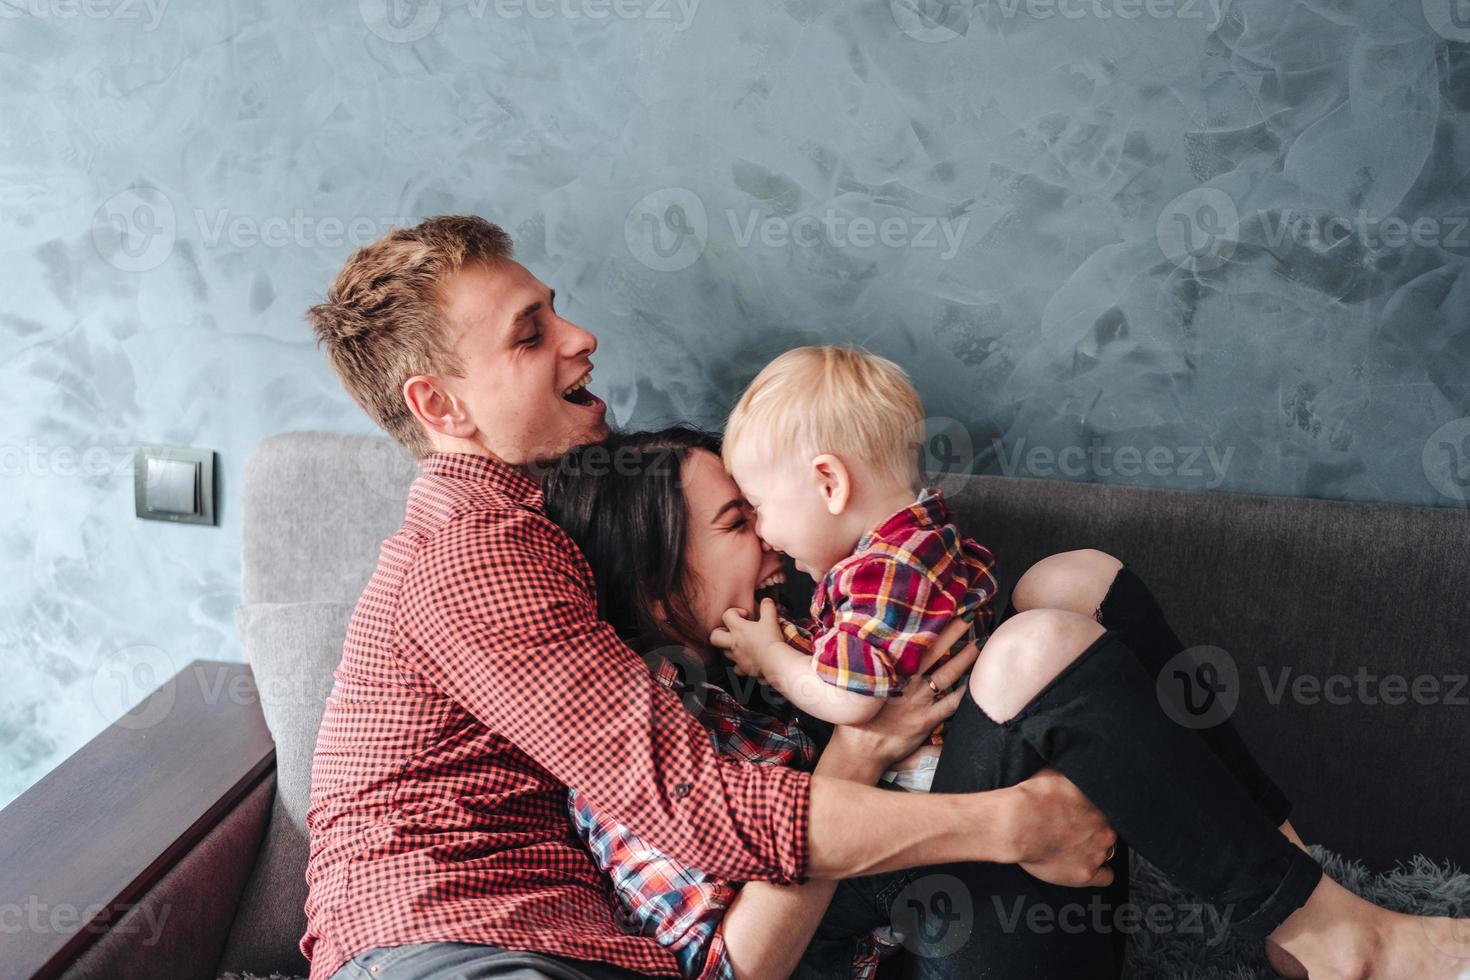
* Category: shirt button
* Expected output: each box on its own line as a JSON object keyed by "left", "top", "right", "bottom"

{"left": 674, "top": 782, "right": 692, "bottom": 798}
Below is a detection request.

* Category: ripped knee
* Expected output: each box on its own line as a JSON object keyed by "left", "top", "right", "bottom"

{"left": 969, "top": 608, "right": 1106, "bottom": 722}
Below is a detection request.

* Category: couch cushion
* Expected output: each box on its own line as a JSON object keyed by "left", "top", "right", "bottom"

{"left": 217, "top": 601, "right": 350, "bottom": 977}
{"left": 241, "top": 432, "right": 418, "bottom": 606}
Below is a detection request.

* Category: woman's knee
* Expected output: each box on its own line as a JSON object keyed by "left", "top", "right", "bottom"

{"left": 1010, "top": 548, "right": 1123, "bottom": 618}
{"left": 969, "top": 608, "right": 1106, "bottom": 722}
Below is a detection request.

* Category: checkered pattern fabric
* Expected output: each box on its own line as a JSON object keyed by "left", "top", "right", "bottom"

{"left": 784, "top": 488, "right": 998, "bottom": 708}
{"left": 570, "top": 658, "right": 895, "bottom": 979}
{"left": 300, "top": 453, "right": 811, "bottom": 980}
{"left": 569, "top": 657, "right": 815, "bottom": 979}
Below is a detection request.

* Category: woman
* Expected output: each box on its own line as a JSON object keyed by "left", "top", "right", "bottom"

{"left": 541, "top": 426, "right": 1468, "bottom": 980}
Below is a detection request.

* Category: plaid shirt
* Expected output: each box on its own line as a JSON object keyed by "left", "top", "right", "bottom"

{"left": 784, "top": 488, "right": 998, "bottom": 707}
{"left": 570, "top": 659, "right": 894, "bottom": 979}
{"left": 301, "top": 453, "right": 811, "bottom": 980}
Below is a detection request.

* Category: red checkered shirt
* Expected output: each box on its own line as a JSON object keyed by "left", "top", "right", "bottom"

{"left": 783, "top": 488, "right": 998, "bottom": 710}
{"left": 300, "top": 452, "right": 812, "bottom": 980}
{"left": 569, "top": 657, "right": 823, "bottom": 979}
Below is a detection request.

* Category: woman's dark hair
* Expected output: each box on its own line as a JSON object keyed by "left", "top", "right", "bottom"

{"left": 540, "top": 425, "right": 793, "bottom": 718}
{"left": 541, "top": 425, "right": 719, "bottom": 656}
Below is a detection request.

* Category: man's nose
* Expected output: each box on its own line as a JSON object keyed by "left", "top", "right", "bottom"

{"left": 559, "top": 315, "right": 597, "bottom": 358}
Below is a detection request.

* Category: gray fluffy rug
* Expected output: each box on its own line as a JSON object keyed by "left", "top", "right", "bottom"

{"left": 219, "top": 846, "right": 1470, "bottom": 980}
{"left": 1124, "top": 845, "right": 1469, "bottom": 979}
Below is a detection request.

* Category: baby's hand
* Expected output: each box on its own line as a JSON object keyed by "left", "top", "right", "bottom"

{"left": 710, "top": 598, "right": 785, "bottom": 677}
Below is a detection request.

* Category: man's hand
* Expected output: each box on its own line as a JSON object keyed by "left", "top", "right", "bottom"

{"left": 710, "top": 598, "right": 785, "bottom": 677}
{"left": 1008, "top": 769, "right": 1118, "bottom": 888}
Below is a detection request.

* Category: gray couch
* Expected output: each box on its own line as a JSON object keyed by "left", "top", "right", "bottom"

{"left": 6, "top": 429, "right": 1467, "bottom": 980}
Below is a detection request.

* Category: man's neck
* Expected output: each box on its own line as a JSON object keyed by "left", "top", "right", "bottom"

{"left": 426, "top": 434, "right": 522, "bottom": 471}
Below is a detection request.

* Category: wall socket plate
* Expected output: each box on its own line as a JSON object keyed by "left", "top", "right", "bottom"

{"left": 134, "top": 445, "right": 216, "bottom": 526}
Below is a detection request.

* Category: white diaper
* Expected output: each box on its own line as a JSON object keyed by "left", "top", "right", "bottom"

{"left": 879, "top": 750, "right": 940, "bottom": 793}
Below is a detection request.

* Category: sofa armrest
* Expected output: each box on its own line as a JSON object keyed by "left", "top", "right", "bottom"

{"left": 0, "top": 660, "right": 276, "bottom": 980}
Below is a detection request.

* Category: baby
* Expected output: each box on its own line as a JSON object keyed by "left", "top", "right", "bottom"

{"left": 714, "top": 345, "right": 998, "bottom": 792}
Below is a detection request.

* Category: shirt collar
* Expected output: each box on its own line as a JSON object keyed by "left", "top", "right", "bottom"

{"left": 649, "top": 651, "right": 738, "bottom": 709}
{"left": 854, "top": 486, "right": 951, "bottom": 553}
{"left": 419, "top": 451, "right": 544, "bottom": 508}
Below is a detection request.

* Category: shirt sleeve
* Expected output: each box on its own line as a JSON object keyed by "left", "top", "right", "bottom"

{"left": 779, "top": 615, "right": 815, "bottom": 656}
{"left": 811, "top": 554, "right": 950, "bottom": 699}
{"left": 400, "top": 507, "right": 810, "bottom": 885}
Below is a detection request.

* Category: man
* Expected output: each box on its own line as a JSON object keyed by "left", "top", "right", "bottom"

{"left": 300, "top": 215, "right": 1114, "bottom": 980}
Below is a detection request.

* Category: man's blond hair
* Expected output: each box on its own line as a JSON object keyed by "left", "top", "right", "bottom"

{"left": 724, "top": 345, "right": 924, "bottom": 489}
{"left": 307, "top": 215, "right": 514, "bottom": 459}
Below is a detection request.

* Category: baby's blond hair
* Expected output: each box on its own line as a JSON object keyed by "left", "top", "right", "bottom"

{"left": 724, "top": 345, "right": 925, "bottom": 490}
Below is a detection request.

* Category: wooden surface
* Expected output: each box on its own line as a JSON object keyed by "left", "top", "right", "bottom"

{"left": 0, "top": 660, "right": 276, "bottom": 980}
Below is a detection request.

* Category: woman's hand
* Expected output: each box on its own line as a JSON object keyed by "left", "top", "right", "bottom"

{"left": 825, "top": 615, "right": 981, "bottom": 776}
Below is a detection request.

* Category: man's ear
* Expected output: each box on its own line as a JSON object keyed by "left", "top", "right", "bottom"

{"left": 404, "top": 375, "right": 478, "bottom": 442}
{"left": 811, "top": 454, "right": 851, "bottom": 515}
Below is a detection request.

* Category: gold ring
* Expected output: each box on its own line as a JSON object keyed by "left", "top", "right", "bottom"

{"left": 1106, "top": 843, "right": 1117, "bottom": 862}
{"left": 926, "top": 677, "right": 942, "bottom": 698}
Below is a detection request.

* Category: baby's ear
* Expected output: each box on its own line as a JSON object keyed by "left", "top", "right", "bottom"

{"left": 811, "top": 454, "right": 851, "bottom": 515}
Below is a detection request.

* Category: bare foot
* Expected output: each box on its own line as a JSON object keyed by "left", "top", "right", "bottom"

{"left": 1267, "top": 821, "right": 1470, "bottom": 979}
{"left": 1277, "top": 904, "right": 1470, "bottom": 979}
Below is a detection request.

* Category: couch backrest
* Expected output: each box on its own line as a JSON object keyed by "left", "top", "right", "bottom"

{"left": 941, "top": 472, "right": 1469, "bottom": 871}
{"left": 233, "top": 433, "right": 1469, "bottom": 972}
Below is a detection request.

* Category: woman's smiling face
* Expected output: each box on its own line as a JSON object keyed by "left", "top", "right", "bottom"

{"left": 679, "top": 449, "right": 787, "bottom": 644}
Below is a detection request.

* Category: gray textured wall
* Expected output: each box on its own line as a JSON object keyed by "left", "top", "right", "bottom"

{"left": 3, "top": 0, "right": 1469, "bottom": 805}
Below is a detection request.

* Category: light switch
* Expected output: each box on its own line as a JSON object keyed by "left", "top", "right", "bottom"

{"left": 135, "top": 445, "right": 216, "bottom": 526}
{"left": 145, "top": 457, "right": 200, "bottom": 515}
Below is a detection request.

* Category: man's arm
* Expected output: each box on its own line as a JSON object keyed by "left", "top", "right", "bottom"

{"left": 805, "top": 615, "right": 1117, "bottom": 886}
{"left": 402, "top": 508, "right": 812, "bottom": 883}
{"left": 402, "top": 508, "right": 1114, "bottom": 889}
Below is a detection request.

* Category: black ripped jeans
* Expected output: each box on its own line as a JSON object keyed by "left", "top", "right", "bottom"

{"left": 792, "top": 564, "right": 1322, "bottom": 980}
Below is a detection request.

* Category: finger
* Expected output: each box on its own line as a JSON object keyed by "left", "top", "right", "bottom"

{"left": 919, "top": 615, "right": 974, "bottom": 675}
{"left": 721, "top": 607, "right": 749, "bottom": 630}
{"left": 926, "top": 638, "right": 980, "bottom": 692}
{"left": 925, "top": 685, "right": 966, "bottom": 722}
{"left": 758, "top": 597, "right": 778, "bottom": 623}
{"left": 709, "top": 628, "right": 734, "bottom": 650}
{"left": 1081, "top": 865, "right": 1115, "bottom": 888}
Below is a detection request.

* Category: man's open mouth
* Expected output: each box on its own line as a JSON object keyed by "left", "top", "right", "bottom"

{"left": 561, "top": 370, "right": 603, "bottom": 410}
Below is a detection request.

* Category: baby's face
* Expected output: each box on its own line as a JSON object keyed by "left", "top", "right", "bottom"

{"left": 726, "top": 448, "right": 855, "bottom": 579}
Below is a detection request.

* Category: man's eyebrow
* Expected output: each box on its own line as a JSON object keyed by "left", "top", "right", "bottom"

{"left": 511, "top": 288, "right": 555, "bottom": 327}
{"left": 712, "top": 498, "right": 747, "bottom": 523}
